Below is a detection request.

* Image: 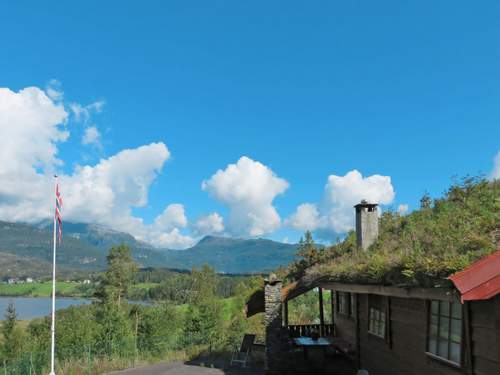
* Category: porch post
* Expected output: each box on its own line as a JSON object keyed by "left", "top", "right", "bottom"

{"left": 318, "top": 287, "right": 325, "bottom": 336}
{"left": 331, "top": 290, "right": 335, "bottom": 326}
{"left": 283, "top": 300, "right": 289, "bottom": 327}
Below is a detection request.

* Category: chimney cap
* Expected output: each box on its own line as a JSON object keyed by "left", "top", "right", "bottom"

{"left": 354, "top": 200, "right": 378, "bottom": 208}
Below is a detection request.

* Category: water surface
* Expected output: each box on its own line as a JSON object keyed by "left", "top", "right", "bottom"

{"left": 0, "top": 296, "right": 91, "bottom": 320}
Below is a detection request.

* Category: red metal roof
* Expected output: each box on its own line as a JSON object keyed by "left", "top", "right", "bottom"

{"left": 448, "top": 250, "right": 500, "bottom": 303}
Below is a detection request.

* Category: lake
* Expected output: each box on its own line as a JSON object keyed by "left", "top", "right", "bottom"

{"left": 0, "top": 296, "right": 92, "bottom": 320}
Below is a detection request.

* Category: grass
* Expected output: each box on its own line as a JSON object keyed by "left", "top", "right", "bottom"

{"left": 0, "top": 281, "right": 81, "bottom": 297}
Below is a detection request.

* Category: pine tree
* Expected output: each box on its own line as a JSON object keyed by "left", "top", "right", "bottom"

{"left": 1, "top": 303, "right": 24, "bottom": 362}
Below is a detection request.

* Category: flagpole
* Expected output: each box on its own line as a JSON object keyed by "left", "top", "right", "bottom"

{"left": 50, "top": 175, "right": 57, "bottom": 375}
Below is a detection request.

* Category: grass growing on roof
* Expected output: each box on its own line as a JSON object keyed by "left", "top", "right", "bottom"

{"left": 292, "top": 177, "right": 499, "bottom": 287}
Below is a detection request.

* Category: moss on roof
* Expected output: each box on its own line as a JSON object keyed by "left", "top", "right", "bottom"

{"left": 292, "top": 177, "right": 499, "bottom": 288}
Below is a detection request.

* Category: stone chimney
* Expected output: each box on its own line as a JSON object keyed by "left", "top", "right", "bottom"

{"left": 355, "top": 200, "right": 379, "bottom": 250}
{"left": 264, "top": 273, "right": 283, "bottom": 374}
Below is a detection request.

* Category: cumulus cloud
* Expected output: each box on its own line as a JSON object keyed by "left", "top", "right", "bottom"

{"left": 202, "top": 156, "right": 289, "bottom": 236}
{"left": 0, "top": 85, "right": 195, "bottom": 249}
{"left": 192, "top": 213, "right": 225, "bottom": 237}
{"left": 285, "top": 203, "right": 325, "bottom": 232}
{"left": 287, "top": 170, "right": 395, "bottom": 235}
{"left": 153, "top": 228, "right": 196, "bottom": 249}
{"left": 82, "top": 126, "right": 101, "bottom": 147}
{"left": 491, "top": 151, "right": 500, "bottom": 180}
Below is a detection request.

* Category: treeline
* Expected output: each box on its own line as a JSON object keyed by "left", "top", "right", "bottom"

{"left": 0, "top": 245, "right": 264, "bottom": 374}
{"left": 129, "top": 268, "right": 256, "bottom": 302}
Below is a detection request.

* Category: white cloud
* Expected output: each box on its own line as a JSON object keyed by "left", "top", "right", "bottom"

{"left": 0, "top": 85, "right": 197, "bottom": 249}
{"left": 70, "top": 100, "right": 104, "bottom": 123}
{"left": 491, "top": 151, "right": 500, "bottom": 180}
{"left": 287, "top": 170, "right": 395, "bottom": 235}
{"left": 153, "top": 228, "right": 196, "bottom": 249}
{"left": 202, "top": 156, "right": 289, "bottom": 236}
{"left": 285, "top": 203, "right": 325, "bottom": 232}
{"left": 153, "top": 204, "right": 188, "bottom": 232}
{"left": 82, "top": 126, "right": 101, "bottom": 147}
{"left": 46, "top": 79, "right": 64, "bottom": 102}
{"left": 397, "top": 204, "right": 409, "bottom": 215}
{"left": 192, "top": 212, "right": 225, "bottom": 237}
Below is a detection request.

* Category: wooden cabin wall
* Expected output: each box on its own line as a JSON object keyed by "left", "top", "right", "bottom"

{"left": 469, "top": 295, "right": 500, "bottom": 375}
{"left": 332, "top": 292, "right": 356, "bottom": 346}
{"left": 357, "top": 295, "right": 462, "bottom": 375}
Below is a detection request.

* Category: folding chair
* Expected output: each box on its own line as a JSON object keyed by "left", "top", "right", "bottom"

{"left": 230, "top": 334, "right": 256, "bottom": 368}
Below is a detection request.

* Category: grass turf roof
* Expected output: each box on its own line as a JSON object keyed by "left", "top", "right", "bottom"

{"left": 293, "top": 178, "right": 499, "bottom": 288}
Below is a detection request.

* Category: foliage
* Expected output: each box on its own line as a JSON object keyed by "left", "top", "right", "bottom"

{"left": 287, "top": 231, "right": 328, "bottom": 280}
{"left": 1, "top": 303, "right": 25, "bottom": 362}
{"left": 182, "top": 266, "right": 224, "bottom": 351}
{"left": 96, "top": 244, "right": 138, "bottom": 305}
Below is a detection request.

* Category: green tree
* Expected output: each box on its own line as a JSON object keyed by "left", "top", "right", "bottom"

{"left": 288, "top": 231, "right": 325, "bottom": 280}
{"left": 183, "top": 265, "right": 223, "bottom": 352}
{"left": 1, "top": 303, "right": 24, "bottom": 362}
{"left": 97, "top": 244, "right": 138, "bottom": 305}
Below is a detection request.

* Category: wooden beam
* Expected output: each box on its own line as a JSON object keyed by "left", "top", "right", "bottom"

{"left": 318, "top": 287, "right": 325, "bottom": 335}
{"left": 321, "top": 282, "right": 460, "bottom": 302}
{"left": 283, "top": 301, "right": 289, "bottom": 327}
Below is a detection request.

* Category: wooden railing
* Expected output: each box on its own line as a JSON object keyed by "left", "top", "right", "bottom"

{"left": 286, "top": 324, "right": 335, "bottom": 338}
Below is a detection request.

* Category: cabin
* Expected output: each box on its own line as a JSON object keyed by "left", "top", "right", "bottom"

{"left": 246, "top": 201, "right": 500, "bottom": 375}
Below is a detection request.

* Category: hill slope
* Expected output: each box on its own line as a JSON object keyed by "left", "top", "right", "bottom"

{"left": 0, "top": 221, "right": 299, "bottom": 275}
{"left": 160, "top": 236, "right": 299, "bottom": 274}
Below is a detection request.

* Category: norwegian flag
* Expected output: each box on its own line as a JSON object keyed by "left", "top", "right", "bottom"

{"left": 55, "top": 184, "right": 63, "bottom": 243}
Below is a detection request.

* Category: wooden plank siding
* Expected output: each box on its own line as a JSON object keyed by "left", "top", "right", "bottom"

{"left": 358, "top": 295, "right": 463, "bottom": 375}
{"left": 333, "top": 291, "right": 356, "bottom": 346}
{"left": 470, "top": 297, "right": 499, "bottom": 375}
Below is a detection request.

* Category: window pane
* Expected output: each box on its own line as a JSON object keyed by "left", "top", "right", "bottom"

{"left": 451, "top": 319, "right": 462, "bottom": 342}
{"left": 438, "top": 340, "right": 449, "bottom": 358}
{"left": 428, "top": 337, "right": 437, "bottom": 354}
{"left": 451, "top": 302, "right": 462, "bottom": 319}
{"left": 431, "top": 301, "right": 439, "bottom": 314}
{"left": 440, "top": 301, "right": 450, "bottom": 316}
{"left": 450, "top": 342, "right": 461, "bottom": 364}
{"left": 439, "top": 317, "right": 450, "bottom": 339}
{"left": 429, "top": 315, "right": 438, "bottom": 336}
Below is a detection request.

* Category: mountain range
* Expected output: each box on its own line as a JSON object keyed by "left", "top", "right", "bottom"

{"left": 0, "top": 221, "right": 299, "bottom": 277}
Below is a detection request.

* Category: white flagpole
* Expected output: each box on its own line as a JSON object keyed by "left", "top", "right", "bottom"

{"left": 50, "top": 175, "right": 57, "bottom": 375}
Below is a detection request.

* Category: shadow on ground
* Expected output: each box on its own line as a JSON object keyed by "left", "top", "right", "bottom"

{"left": 184, "top": 347, "right": 356, "bottom": 375}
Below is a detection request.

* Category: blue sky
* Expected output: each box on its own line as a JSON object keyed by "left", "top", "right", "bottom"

{"left": 0, "top": 1, "right": 499, "bottom": 247}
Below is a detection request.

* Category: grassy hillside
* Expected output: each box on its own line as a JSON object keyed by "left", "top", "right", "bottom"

{"left": 0, "top": 281, "right": 84, "bottom": 297}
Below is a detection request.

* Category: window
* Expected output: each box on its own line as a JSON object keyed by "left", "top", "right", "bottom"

{"left": 427, "top": 300, "right": 462, "bottom": 365}
{"left": 368, "top": 307, "right": 386, "bottom": 338}
{"left": 368, "top": 295, "right": 389, "bottom": 339}
{"left": 337, "top": 292, "right": 349, "bottom": 315}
